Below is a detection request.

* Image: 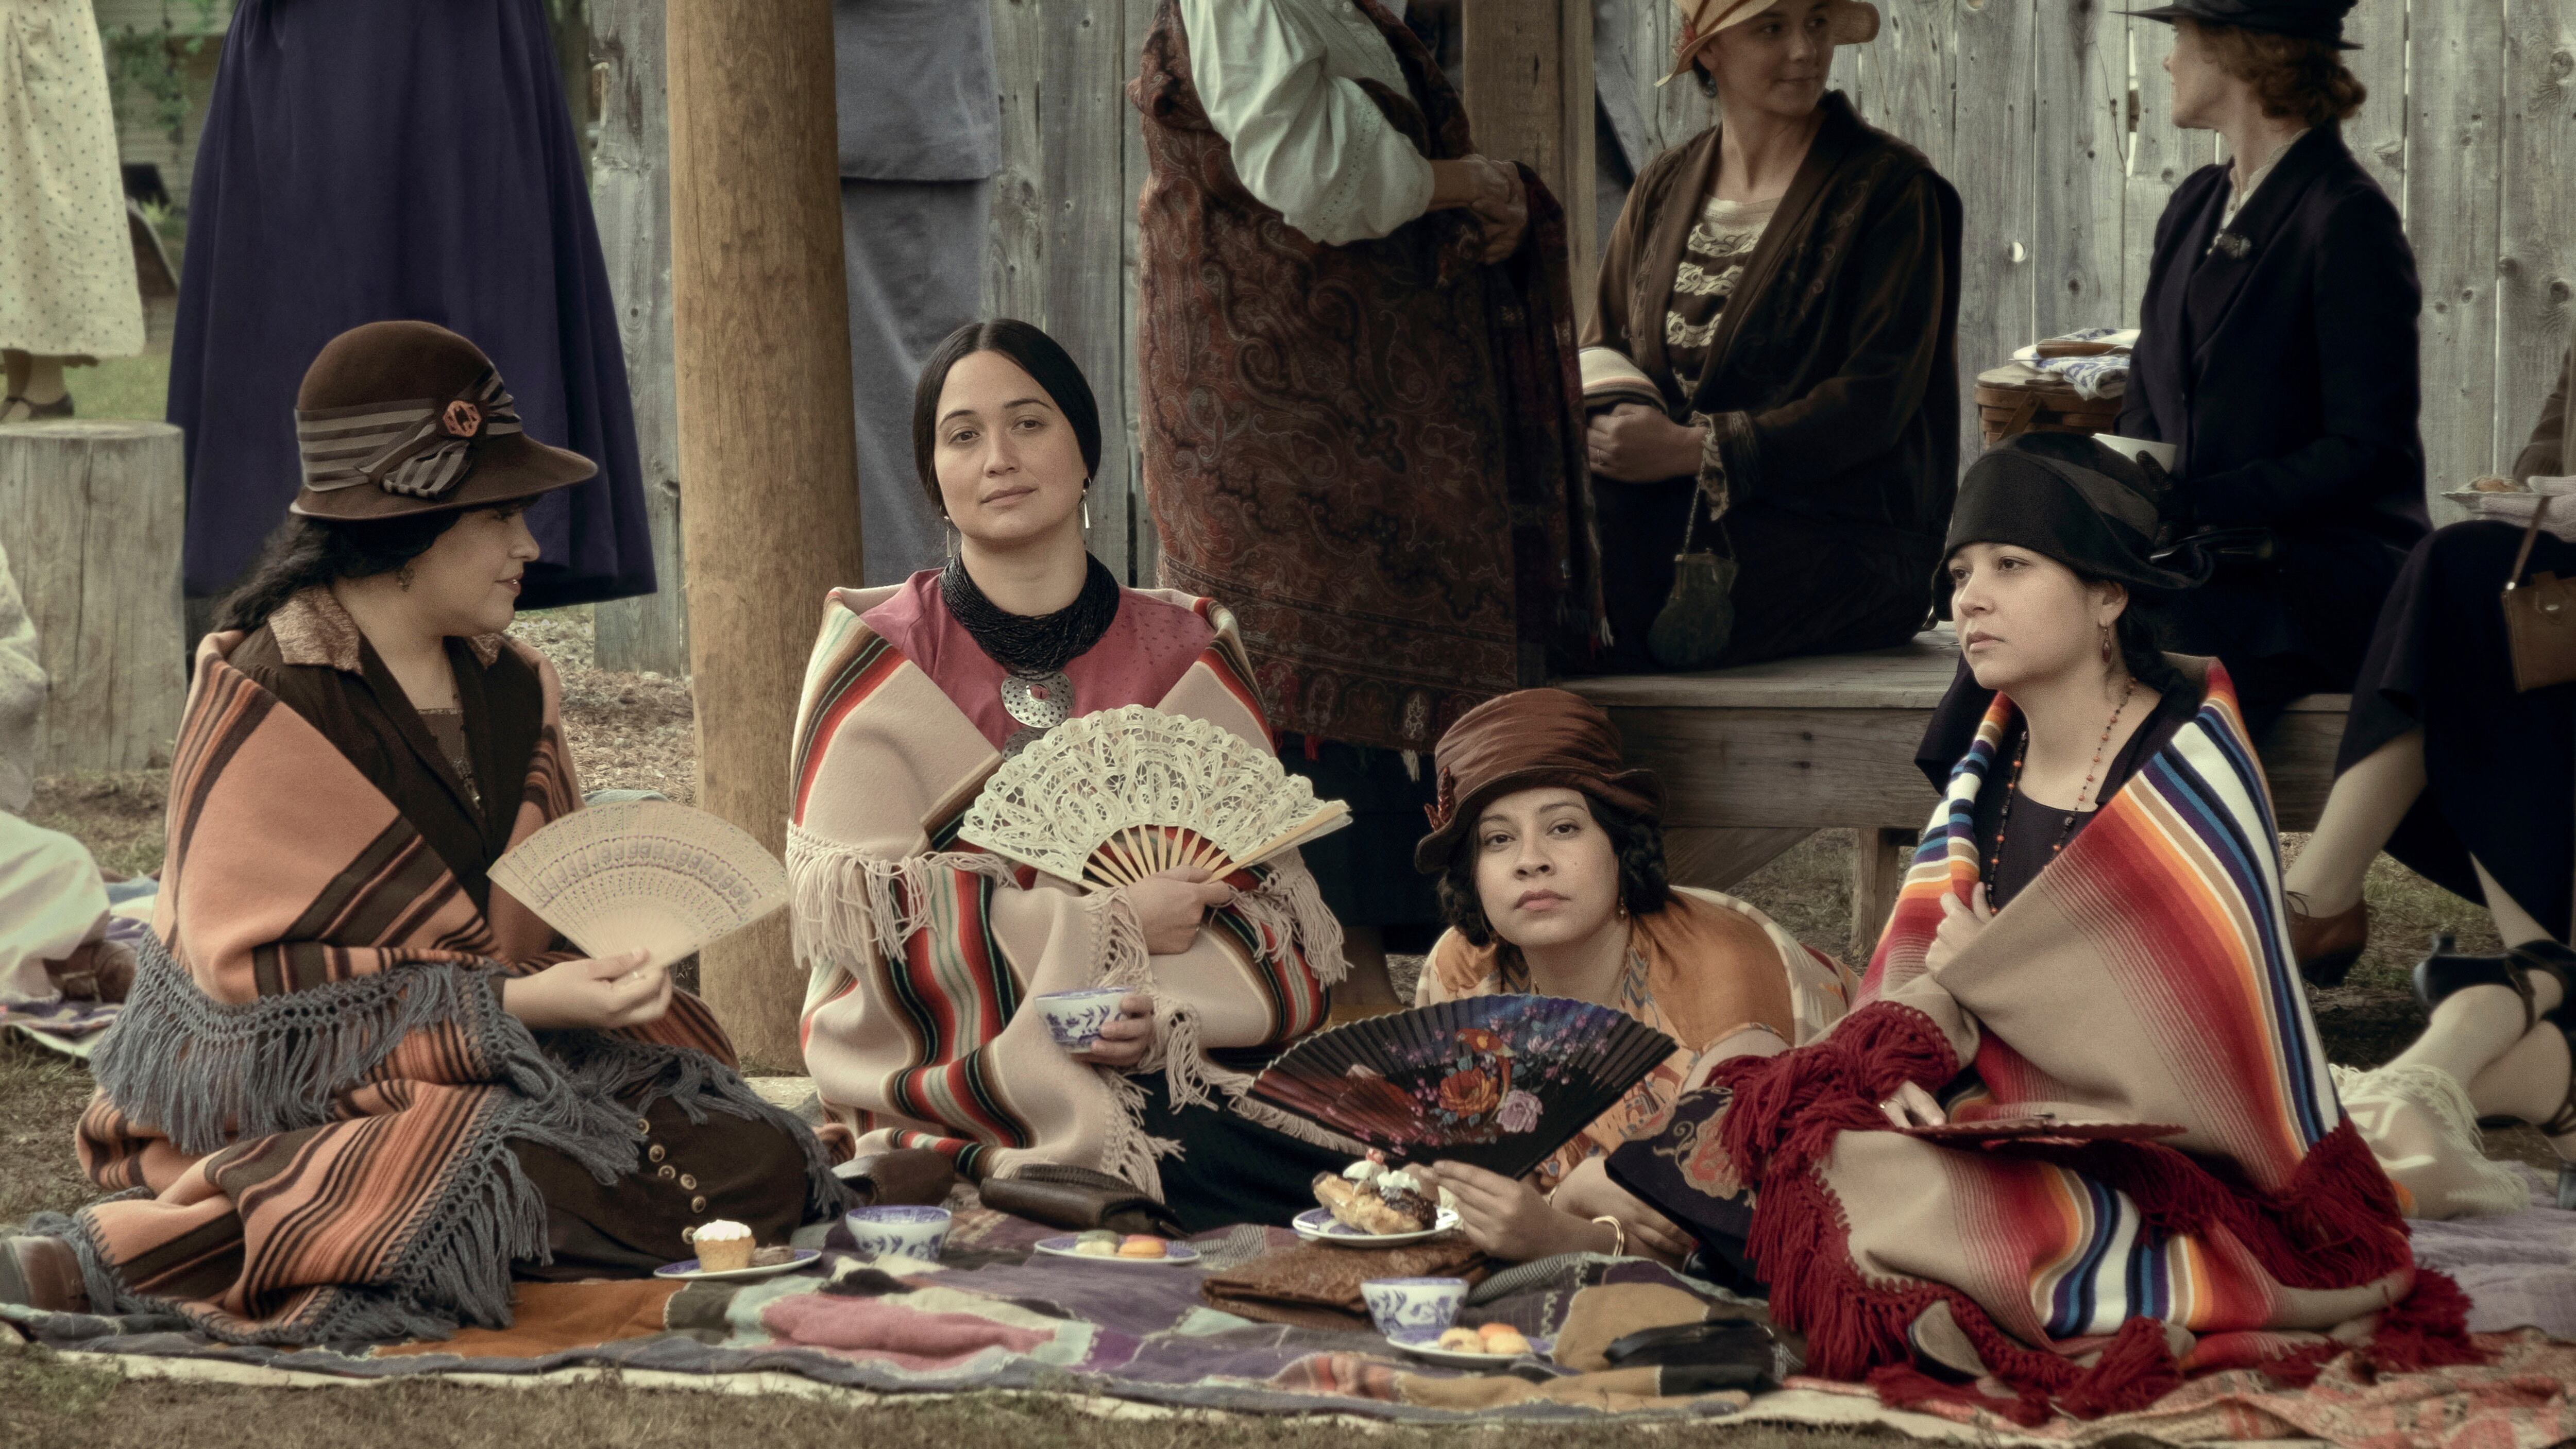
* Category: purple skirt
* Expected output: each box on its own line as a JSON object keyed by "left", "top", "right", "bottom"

{"left": 170, "top": 0, "right": 653, "bottom": 608}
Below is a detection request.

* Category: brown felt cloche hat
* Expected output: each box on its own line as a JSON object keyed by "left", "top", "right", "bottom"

{"left": 1413, "top": 688, "right": 1665, "bottom": 874}
{"left": 289, "top": 320, "right": 595, "bottom": 522}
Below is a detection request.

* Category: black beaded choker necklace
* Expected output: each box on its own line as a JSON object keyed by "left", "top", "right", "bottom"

{"left": 941, "top": 554, "right": 1121, "bottom": 755}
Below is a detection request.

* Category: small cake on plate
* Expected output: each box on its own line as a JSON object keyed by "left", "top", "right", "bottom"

{"left": 1073, "top": 1230, "right": 1122, "bottom": 1257}
{"left": 1311, "top": 1155, "right": 1438, "bottom": 1235}
{"left": 1117, "top": 1234, "right": 1168, "bottom": 1259}
{"left": 692, "top": 1218, "right": 753, "bottom": 1271}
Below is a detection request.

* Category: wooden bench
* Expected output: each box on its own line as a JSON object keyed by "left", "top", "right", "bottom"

{"left": 1561, "top": 628, "right": 2347, "bottom": 958}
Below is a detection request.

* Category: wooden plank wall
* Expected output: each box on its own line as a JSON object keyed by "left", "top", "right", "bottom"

{"left": 590, "top": 0, "right": 690, "bottom": 675}
{"left": 983, "top": 0, "right": 1141, "bottom": 586}
{"left": 1820, "top": 1, "right": 2570, "bottom": 508}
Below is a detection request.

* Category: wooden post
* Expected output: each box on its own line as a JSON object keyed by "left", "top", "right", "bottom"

{"left": 1460, "top": 0, "right": 1599, "bottom": 296}
{"left": 1848, "top": 826, "right": 1918, "bottom": 965}
{"left": 0, "top": 421, "right": 188, "bottom": 775}
{"left": 592, "top": 0, "right": 691, "bottom": 676}
{"left": 666, "top": 0, "right": 865, "bottom": 1067}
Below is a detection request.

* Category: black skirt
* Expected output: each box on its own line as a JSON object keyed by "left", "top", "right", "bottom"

{"left": 2145, "top": 523, "right": 2409, "bottom": 729}
{"left": 2338, "top": 520, "right": 2576, "bottom": 940}
{"left": 1278, "top": 732, "right": 1442, "bottom": 936}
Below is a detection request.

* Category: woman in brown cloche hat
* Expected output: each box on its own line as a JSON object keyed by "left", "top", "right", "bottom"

{"left": 0, "top": 321, "right": 843, "bottom": 1341}
{"left": 1407, "top": 687, "right": 1855, "bottom": 1269}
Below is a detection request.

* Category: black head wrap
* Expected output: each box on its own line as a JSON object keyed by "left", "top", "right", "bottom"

{"left": 1943, "top": 433, "right": 2209, "bottom": 594}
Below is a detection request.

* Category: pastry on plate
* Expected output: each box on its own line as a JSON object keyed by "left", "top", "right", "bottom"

{"left": 1073, "top": 1229, "right": 1122, "bottom": 1257}
{"left": 1311, "top": 1155, "right": 1438, "bottom": 1234}
{"left": 692, "top": 1218, "right": 753, "bottom": 1271}
{"left": 1117, "top": 1234, "right": 1168, "bottom": 1258}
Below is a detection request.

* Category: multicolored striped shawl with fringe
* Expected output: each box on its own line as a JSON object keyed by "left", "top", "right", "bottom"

{"left": 53, "top": 625, "right": 840, "bottom": 1346}
{"left": 1611, "top": 661, "right": 2480, "bottom": 1421}
{"left": 789, "top": 586, "right": 1348, "bottom": 1197}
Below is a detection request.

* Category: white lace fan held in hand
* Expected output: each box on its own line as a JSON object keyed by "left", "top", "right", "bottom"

{"left": 489, "top": 800, "right": 789, "bottom": 969}
{"left": 956, "top": 705, "right": 1351, "bottom": 889}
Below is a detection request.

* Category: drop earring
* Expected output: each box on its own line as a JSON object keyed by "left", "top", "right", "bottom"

{"left": 2100, "top": 622, "right": 2112, "bottom": 663}
{"left": 1081, "top": 483, "right": 1093, "bottom": 534}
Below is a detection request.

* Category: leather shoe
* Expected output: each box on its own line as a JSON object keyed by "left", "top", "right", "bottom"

{"left": 0, "top": 1235, "right": 88, "bottom": 1314}
{"left": 2285, "top": 894, "right": 2368, "bottom": 987}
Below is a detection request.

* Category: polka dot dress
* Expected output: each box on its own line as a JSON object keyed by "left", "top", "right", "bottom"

{"left": 0, "top": 0, "right": 145, "bottom": 359}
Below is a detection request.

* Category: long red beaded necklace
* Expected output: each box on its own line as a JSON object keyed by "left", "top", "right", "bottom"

{"left": 1988, "top": 679, "right": 2136, "bottom": 910}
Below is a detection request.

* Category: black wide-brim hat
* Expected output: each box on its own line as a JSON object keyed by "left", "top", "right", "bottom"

{"left": 1944, "top": 432, "right": 2209, "bottom": 595}
{"left": 289, "top": 320, "right": 597, "bottom": 522}
{"left": 2121, "top": 0, "right": 2360, "bottom": 50}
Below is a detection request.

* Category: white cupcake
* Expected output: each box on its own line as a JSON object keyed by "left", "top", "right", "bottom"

{"left": 692, "top": 1218, "right": 753, "bottom": 1271}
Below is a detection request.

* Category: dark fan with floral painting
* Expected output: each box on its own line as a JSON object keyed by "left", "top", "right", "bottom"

{"left": 1245, "top": 995, "right": 1678, "bottom": 1181}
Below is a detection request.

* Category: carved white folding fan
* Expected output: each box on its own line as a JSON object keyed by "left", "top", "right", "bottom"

{"left": 489, "top": 799, "right": 788, "bottom": 968}
{"left": 956, "top": 704, "right": 1351, "bottom": 889}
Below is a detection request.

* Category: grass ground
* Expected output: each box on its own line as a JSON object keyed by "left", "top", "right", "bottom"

{"left": 0, "top": 1348, "right": 1899, "bottom": 1449}
{"left": 1, "top": 607, "right": 2553, "bottom": 1437}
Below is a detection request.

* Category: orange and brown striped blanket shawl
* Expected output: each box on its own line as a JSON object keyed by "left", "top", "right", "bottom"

{"left": 49, "top": 633, "right": 837, "bottom": 1346}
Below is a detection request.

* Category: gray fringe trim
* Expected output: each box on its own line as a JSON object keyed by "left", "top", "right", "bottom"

{"left": 64, "top": 935, "right": 846, "bottom": 1346}
{"left": 91, "top": 935, "right": 568, "bottom": 1158}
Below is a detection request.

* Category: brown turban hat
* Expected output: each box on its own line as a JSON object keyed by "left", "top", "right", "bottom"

{"left": 1413, "top": 688, "right": 1664, "bottom": 874}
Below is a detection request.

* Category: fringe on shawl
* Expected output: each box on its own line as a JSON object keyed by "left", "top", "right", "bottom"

{"left": 1711, "top": 1000, "right": 2481, "bottom": 1417}
{"left": 91, "top": 935, "right": 597, "bottom": 1160}
{"left": 69, "top": 943, "right": 845, "bottom": 1347}
{"left": 786, "top": 827, "right": 1021, "bottom": 981}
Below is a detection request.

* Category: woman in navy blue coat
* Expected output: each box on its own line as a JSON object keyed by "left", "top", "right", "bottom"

{"left": 2116, "top": 0, "right": 2425, "bottom": 725}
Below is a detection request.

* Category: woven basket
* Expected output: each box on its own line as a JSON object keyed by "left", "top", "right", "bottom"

{"left": 1975, "top": 362, "right": 2123, "bottom": 447}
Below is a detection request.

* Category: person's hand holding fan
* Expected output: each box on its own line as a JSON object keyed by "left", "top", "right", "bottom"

{"left": 1245, "top": 995, "right": 1677, "bottom": 1182}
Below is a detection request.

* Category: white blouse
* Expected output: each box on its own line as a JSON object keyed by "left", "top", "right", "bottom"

{"left": 1177, "top": 0, "right": 1437, "bottom": 246}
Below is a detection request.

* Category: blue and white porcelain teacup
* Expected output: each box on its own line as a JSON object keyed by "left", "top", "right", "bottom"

{"left": 1361, "top": 1276, "right": 1468, "bottom": 1338}
{"left": 845, "top": 1205, "right": 952, "bottom": 1262}
{"left": 1033, "top": 987, "right": 1132, "bottom": 1050}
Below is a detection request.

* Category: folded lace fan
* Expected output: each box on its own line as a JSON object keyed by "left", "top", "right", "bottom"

{"left": 955, "top": 704, "right": 1350, "bottom": 890}
{"left": 489, "top": 799, "right": 789, "bottom": 968}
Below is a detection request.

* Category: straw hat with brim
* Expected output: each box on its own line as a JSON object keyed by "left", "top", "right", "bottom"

{"left": 1944, "top": 432, "right": 2209, "bottom": 595}
{"left": 2119, "top": 0, "right": 2359, "bottom": 50}
{"left": 1413, "top": 688, "right": 1665, "bottom": 875}
{"left": 1664, "top": 0, "right": 1882, "bottom": 84}
{"left": 289, "top": 320, "right": 597, "bottom": 523}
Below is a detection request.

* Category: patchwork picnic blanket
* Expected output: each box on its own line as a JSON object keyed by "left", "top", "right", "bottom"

{"left": 9, "top": 1193, "right": 2574, "bottom": 1442}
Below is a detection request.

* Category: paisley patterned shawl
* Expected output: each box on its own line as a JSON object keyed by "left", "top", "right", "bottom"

{"left": 59, "top": 633, "right": 836, "bottom": 1347}
{"left": 788, "top": 586, "right": 1349, "bottom": 1198}
{"left": 1129, "top": 0, "right": 1599, "bottom": 753}
{"left": 1610, "top": 661, "right": 2480, "bottom": 1418}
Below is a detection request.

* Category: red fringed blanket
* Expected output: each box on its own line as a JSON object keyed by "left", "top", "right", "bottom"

{"left": 1610, "top": 662, "right": 2481, "bottom": 1421}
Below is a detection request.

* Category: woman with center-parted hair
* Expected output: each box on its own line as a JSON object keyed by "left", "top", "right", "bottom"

{"left": 1602, "top": 434, "right": 2484, "bottom": 1413}
{"left": 0, "top": 321, "right": 840, "bottom": 1340}
{"left": 789, "top": 318, "right": 1358, "bottom": 1232}
{"left": 1401, "top": 688, "right": 1856, "bottom": 1268}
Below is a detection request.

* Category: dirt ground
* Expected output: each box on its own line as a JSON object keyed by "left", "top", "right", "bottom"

{"left": 1, "top": 607, "right": 2554, "bottom": 1438}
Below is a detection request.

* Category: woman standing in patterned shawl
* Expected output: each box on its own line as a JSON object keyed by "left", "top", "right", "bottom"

{"left": 790, "top": 320, "right": 1351, "bottom": 1232}
{"left": 1405, "top": 688, "right": 1855, "bottom": 1265}
{"left": 1605, "top": 435, "right": 2481, "bottom": 1418}
{"left": 1129, "top": 0, "right": 1596, "bottom": 1007}
{"left": 1581, "top": 0, "right": 1961, "bottom": 672}
{"left": 0, "top": 323, "right": 840, "bottom": 1341}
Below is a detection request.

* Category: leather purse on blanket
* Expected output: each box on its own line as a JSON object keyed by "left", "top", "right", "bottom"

{"left": 975, "top": 1164, "right": 1184, "bottom": 1237}
{"left": 2504, "top": 496, "right": 2576, "bottom": 692}
{"left": 1200, "top": 1236, "right": 1488, "bottom": 1331}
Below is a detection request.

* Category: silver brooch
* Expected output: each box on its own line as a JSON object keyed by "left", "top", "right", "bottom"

{"left": 2213, "top": 231, "right": 2251, "bottom": 260}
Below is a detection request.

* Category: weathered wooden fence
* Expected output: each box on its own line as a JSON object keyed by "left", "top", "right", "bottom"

{"left": 1821, "top": 0, "right": 2576, "bottom": 505}
{"left": 591, "top": 0, "right": 2576, "bottom": 671}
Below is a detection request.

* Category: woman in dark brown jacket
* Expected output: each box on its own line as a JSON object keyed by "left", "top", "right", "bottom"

{"left": 1580, "top": 0, "right": 1961, "bottom": 672}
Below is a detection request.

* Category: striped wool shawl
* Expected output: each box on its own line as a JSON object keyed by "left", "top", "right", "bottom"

{"left": 57, "top": 628, "right": 837, "bottom": 1346}
{"left": 1623, "top": 661, "right": 2476, "bottom": 1418}
{"left": 788, "top": 585, "right": 1349, "bottom": 1197}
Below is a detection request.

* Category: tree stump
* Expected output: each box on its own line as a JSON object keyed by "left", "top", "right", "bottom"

{"left": 0, "top": 420, "right": 189, "bottom": 775}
